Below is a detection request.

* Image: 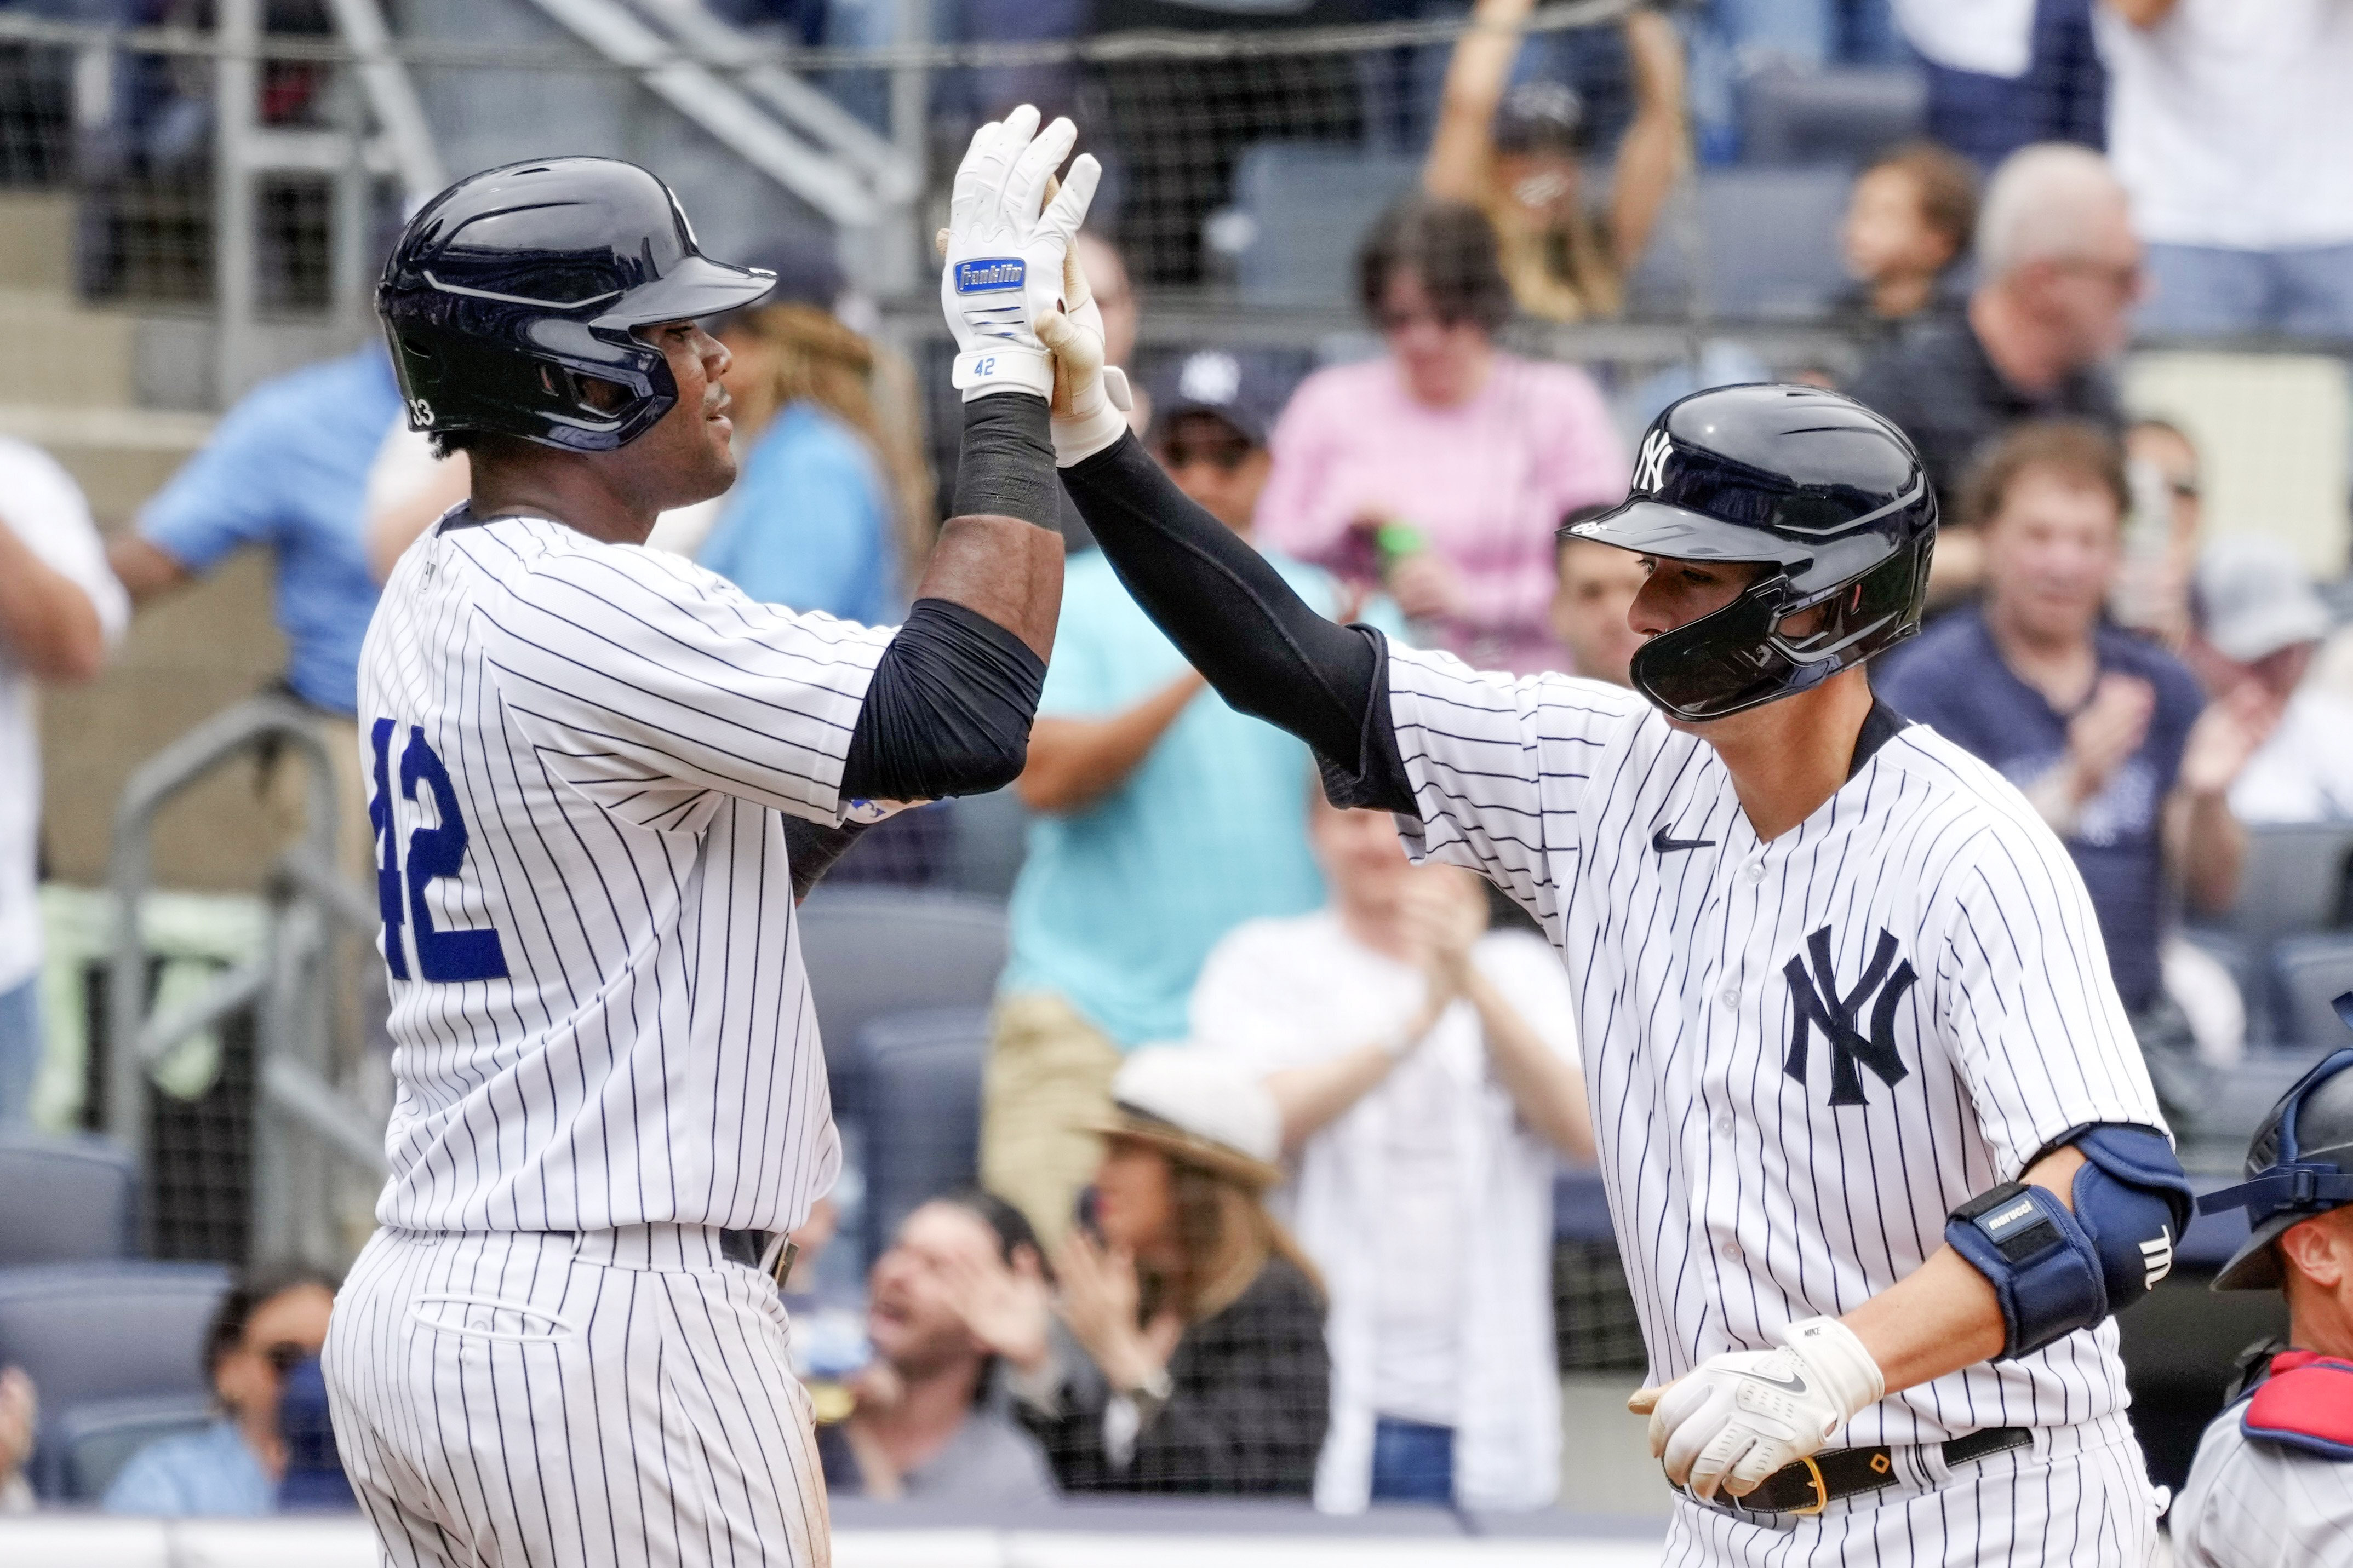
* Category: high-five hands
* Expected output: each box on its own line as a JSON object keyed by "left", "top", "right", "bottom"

{"left": 941, "top": 105, "right": 1101, "bottom": 403}
{"left": 1627, "top": 1316, "right": 1885, "bottom": 1503}
{"left": 1031, "top": 228, "right": 1131, "bottom": 467}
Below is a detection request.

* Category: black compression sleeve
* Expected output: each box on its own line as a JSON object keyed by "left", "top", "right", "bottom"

{"left": 780, "top": 817, "right": 866, "bottom": 901}
{"left": 839, "top": 598, "right": 1046, "bottom": 804}
{"left": 1059, "top": 430, "right": 1413, "bottom": 813}
{"left": 948, "top": 393, "right": 1057, "bottom": 531}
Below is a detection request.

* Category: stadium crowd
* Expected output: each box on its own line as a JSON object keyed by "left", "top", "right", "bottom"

{"left": 2, "top": 0, "right": 2352, "bottom": 1531}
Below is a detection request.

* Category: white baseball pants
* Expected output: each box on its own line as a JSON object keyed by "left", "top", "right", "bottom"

{"left": 324, "top": 1225, "right": 828, "bottom": 1568}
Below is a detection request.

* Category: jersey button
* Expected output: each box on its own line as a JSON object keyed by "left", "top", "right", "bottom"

{"left": 1743, "top": 860, "right": 1767, "bottom": 883}
{"left": 1719, "top": 1239, "right": 1742, "bottom": 1261}
{"left": 1718, "top": 985, "right": 1739, "bottom": 1008}
{"left": 1716, "top": 1111, "right": 1735, "bottom": 1135}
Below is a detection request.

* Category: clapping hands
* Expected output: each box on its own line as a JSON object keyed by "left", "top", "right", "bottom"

{"left": 1054, "top": 1230, "right": 1181, "bottom": 1394}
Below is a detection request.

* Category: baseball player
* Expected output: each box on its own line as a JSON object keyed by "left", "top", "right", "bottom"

{"left": 2171, "top": 1042, "right": 2353, "bottom": 1565}
{"left": 1024, "top": 318, "right": 2195, "bottom": 1562}
{"left": 321, "top": 110, "right": 1097, "bottom": 1566}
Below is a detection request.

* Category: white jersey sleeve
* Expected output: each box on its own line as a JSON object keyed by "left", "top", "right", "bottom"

{"left": 1381, "top": 644, "right": 1646, "bottom": 924}
{"left": 471, "top": 530, "right": 894, "bottom": 831}
{"left": 1924, "top": 771, "right": 2169, "bottom": 1174}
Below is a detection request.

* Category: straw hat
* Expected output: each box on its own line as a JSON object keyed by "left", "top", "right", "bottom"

{"left": 1087, "top": 1047, "right": 1285, "bottom": 1190}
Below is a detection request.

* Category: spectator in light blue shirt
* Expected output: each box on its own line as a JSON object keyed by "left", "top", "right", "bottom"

{"left": 103, "top": 1265, "right": 338, "bottom": 1517}
{"left": 696, "top": 237, "right": 908, "bottom": 628}
{"left": 980, "top": 347, "right": 1405, "bottom": 1247}
{"left": 109, "top": 345, "right": 401, "bottom": 719}
{"left": 108, "top": 345, "right": 405, "bottom": 882}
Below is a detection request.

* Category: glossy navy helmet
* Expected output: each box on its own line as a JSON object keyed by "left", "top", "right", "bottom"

{"left": 1565, "top": 384, "right": 1936, "bottom": 721}
{"left": 2202, "top": 1034, "right": 2353, "bottom": 1291}
{"left": 377, "top": 157, "right": 775, "bottom": 452}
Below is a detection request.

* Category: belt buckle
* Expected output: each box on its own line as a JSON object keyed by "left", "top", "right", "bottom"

{"left": 1787, "top": 1455, "right": 1830, "bottom": 1517}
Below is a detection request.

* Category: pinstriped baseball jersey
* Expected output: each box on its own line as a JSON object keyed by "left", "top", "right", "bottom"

{"left": 1379, "top": 644, "right": 2171, "bottom": 1449}
{"left": 356, "top": 509, "right": 892, "bottom": 1236}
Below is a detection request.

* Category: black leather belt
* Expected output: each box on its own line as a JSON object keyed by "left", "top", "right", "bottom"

{"left": 718, "top": 1228, "right": 798, "bottom": 1287}
{"left": 1710, "top": 1427, "right": 2033, "bottom": 1516}
{"left": 718, "top": 1228, "right": 772, "bottom": 1270}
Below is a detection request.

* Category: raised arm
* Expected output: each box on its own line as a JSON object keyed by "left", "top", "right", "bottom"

{"left": 1424, "top": 0, "right": 1531, "bottom": 202}
{"left": 1608, "top": 6, "right": 1688, "bottom": 271}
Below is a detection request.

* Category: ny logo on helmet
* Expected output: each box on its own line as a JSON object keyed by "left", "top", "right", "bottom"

{"left": 1635, "top": 428, "right": 1673, "bottom": 494}
{"left": 1783, "top": 925, "right": 1916, "bottom": 1107}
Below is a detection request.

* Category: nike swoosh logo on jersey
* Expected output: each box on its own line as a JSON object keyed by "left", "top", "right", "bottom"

{"left": 1652, "top": 825, "right": 1717, "bottom": 854}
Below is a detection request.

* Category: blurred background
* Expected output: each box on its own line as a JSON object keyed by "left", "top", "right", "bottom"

{"left": 0, "top": 0, "right": 2346, "bottom": 1560}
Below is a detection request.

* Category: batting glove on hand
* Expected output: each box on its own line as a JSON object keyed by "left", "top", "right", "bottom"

{"left": 1033, "top": 238, "right": 1132, "bottom": 466}
{"left": 941, "top": 105, "right": 1100, "bottom": 402}
{"left": 1628, "top": 1316, "right": 1885, "bottom": 1504}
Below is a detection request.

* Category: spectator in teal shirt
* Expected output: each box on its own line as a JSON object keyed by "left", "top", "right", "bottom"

{"left": 109, "top": 346, "right": 398, "bottom": 719}
{"left": 981, "top": 348, "right": 1404, "bottom": 1247}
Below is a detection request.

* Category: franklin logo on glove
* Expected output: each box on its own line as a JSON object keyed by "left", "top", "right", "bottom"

{"left": 954, "top": 258, "right": 1026, "bottom": 293}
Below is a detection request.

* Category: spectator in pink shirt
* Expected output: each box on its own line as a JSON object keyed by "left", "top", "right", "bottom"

{"left": 1254, "top": 199, "right": 1627, "bottom": 675}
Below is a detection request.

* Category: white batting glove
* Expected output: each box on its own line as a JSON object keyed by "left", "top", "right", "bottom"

{"left": 940, "top": 105, "right": 1100, "bottom": 402}
{"left": 1033, "top": 242, "right": 1132, "bottom": 466}
{"left": 1629, "top": 1316, "right": 1885, "bottom": 1504}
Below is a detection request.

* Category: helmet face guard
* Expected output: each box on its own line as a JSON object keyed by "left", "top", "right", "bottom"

{"left": 2202, "top": 1041, "right": 2353, "bottom": 1290}
{"left": 1630, "top": 535, "right": 1933, "bottom": 721}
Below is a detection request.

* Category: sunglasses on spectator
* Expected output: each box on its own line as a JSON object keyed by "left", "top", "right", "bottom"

{"left": 1160, "top": 434, "right": 1255, "bottom": 472}
{"left": 260, "top": 1342, "right": 317, "bottom": 1377}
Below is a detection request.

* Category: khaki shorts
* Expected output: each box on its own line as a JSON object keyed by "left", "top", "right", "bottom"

{"left": 979, "top": 991, "right": 1123, "bottom": 1249}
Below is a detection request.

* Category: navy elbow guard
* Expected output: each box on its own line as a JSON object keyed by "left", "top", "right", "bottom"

{"left": 1945, "top": 1124, "right": 2193, "bottom": 1360}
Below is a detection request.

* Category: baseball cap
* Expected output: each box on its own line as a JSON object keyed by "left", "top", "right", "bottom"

{"left": 2197, "top": 534, "right": 2329, "bottom": 664}
{"left": 1084, "top": 1046, "right": 1284, "bottom": 1189}
{"left": 1149, "top": 349, "right": 1294, "bottom": 450}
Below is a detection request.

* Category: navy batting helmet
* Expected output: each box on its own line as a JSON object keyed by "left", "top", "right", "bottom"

{"left": 377, "top": 157, "right": 775, "bottom": 452}
{"left": 2202, "top": 1035, "right": 2353, "bottom": 1291}
{"left": 1566, "top": 384, "right": 1936, "bottom": 721}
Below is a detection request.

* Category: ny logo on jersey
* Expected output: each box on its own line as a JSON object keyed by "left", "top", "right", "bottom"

{"left": 1634, "top": 428, "right": 1674, "bottom": 493}
{"left": 1782, "top": 925, "right": 1917, "bottom": 1107}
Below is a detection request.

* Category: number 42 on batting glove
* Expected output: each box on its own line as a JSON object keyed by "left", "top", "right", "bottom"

{"left": 942, "top": 105, "right": 1098, "bottom": 403}
{"left": 1628, "top": 1316, "right": 1886, "bottom": 1504}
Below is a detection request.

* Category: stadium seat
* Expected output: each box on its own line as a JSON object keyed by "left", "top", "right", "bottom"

{"left": 2221, "top": 822, "right": 2353, "bottom": 951}
{"left": 1741, "top": 65, "right": 1927, "bottom": 167}
{"left": 48, "top": 1392, "right": 216, "bottom": 1503}
{"left": 797, "top": 889, "right": 1008, "bottom": 1117}
{"left": 0, "top": 1132, "right": 138, "bottom": 1266}
{"left": 854, "top": 1007, "right": 992, "bottom": 1262}
{"left": 2270, "top": 931, "right": 2353, "bottom": 1051}
{"left": 947, "top": 786, "right": 1030, "bottom": 900}
{"left": 1212, "top": 142, "right": 1423, "bottom": 309}
{"left": 1626, "top": 168, "right": 1854, "bottom": 319}
{"left": 0, "top": 1261, "right": 231, "bottom": 1500}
